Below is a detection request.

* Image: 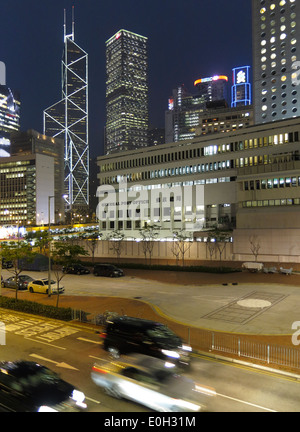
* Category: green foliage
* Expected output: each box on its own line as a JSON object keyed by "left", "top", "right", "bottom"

{"left": 0, "top": 297, "right": 75, "bottom": 321}
{"left": 52, "top": 241, "right": 89, "bottom": 266}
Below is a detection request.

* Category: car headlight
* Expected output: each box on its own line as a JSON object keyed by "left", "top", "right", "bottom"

{"left": 181, "top": 344, "right": 192, "bottom": 352}
{"left": 161, "top": 349, "right": 180, "bottom": 359}
{"left": 71, "top": 389, "right": 87, "bottom": 408}
{"left": 38, "top": 405, "right": 58, "bottom": 412}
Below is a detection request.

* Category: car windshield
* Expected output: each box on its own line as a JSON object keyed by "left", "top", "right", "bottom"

{"left": 42, "top": 280, "right": 56, "bottom": 285}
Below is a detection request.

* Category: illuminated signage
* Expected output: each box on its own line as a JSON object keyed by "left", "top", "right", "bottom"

{"left": 194, "top": 75, "right": 228, "bottom": 86}
{"left": 231, "top": 66, "right": 251, "bottom": 107}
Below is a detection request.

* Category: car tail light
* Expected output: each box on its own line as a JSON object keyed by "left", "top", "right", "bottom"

{"left": 92, "top": 365, "right": 107, "bottom": 374}
{"left": 99, "top": 332, "right": 107, "bottom": 339}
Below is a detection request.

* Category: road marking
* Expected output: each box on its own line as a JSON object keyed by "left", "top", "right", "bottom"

{"left": 216, "top": 392, "right": 277, "bottom": 412}
{"left": 29, "top": 354, "right": 79, "bottom": 371}
{"left": 77, "top": 337, "right": 102, "bottom": 345}
{"left": 25, "top": 337, "right": 66, "bottom": 350}
{"left": 89, "top": 355, "right": 107, "bottom": 361}
{"left": 85, "top": 396, "right": 101, "bottom": 404}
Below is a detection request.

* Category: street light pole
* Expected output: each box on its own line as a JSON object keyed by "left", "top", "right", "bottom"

{"left": 48, "top": 196, "right": 54, "bottom": 297}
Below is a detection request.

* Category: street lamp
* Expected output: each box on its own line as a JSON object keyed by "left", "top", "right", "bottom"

{"left": 48, "top": 196, "right": 54, "bottom": 297}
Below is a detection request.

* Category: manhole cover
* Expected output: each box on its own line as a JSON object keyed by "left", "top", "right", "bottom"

{"left": 237, "top": 299, "right": 271, "bottom": 308}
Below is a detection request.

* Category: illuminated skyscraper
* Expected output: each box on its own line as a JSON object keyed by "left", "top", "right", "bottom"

{"left": 0, "top": 85, "right": 20, "bottom": 157}
{"left": 105, "top": 29, "right": 149, "bottom": 154}
{"left": 43, "top": 8, "right": 89, "bottom": 209}
{"left": 252, "top": 0, "right": 300, "bottom": 124}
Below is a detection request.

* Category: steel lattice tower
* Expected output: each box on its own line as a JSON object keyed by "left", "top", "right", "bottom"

{"left": 43, "top": 8, "right": 89, "bottom": 209}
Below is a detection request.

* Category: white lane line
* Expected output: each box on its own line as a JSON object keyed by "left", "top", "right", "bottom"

{"left": 77, "top": 337, "right": 102, "bottom": 345}
{"left": 216, "top": 392, "right": 277, "bottom": 412}
{"left": 25, "top": 337, "right": 66, "bottom": 350}
{"left": 85, "top": 396, "right": 101, "bottom": 404}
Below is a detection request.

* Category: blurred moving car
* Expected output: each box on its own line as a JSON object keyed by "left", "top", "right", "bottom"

{"left": 0, "top": 360, "right": 87, "bottom": 412}
{"left": 2, "top": 275, "right": 34, "bottom": 291}
{"left": 91, "top": 354, "right": 215, "bottom": 412}
{"left": 62, "top": 264, "right": 90, "bottom": 275}
{"left": 93, "top": 264, "right": 124, "bottom": 277}
{"left": 100, "top": 316, "right": 192, "bottom": 368}
{"left": 27, "top": 279, "right": 64, "bottom": 295}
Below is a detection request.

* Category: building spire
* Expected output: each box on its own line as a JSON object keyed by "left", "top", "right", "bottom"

{"left": 64, "top": 7, "right": 74, "bottom": 42}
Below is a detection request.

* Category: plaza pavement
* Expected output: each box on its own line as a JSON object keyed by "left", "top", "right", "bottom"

{"left": 2, "top": 268, "right": 300, "bottom": 349}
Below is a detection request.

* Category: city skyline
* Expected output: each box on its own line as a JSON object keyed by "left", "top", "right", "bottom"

{"left": 1, "top": 0, "right": 252, "bottom": 157}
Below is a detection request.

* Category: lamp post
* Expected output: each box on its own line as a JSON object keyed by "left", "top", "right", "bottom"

{"left": 48, "top": 196, "right": 54, "bottom": 297}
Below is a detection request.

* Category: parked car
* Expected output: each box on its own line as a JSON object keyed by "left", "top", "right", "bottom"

{"left": 91, "top": 354, "right": 214, "bottom": 412}
{"left": 2, "top": 275, "right": 34, "bottom": 290}
{"left": 27, "top": 278, "right": 64, "bottom": 295}
{"left": 100, "top": 316, "right": 192, "bottom": 368}
{"left": 0, "top": 360, "right": 87, "bottom": 412}
{"left": 93, "top": 264, "right": 124, "bottom": 278}
{"left": 62, "top": 264, "right": 90, "bottom": 275}
{"left": 2, "top": 258, "right": 13, "bottom": 269}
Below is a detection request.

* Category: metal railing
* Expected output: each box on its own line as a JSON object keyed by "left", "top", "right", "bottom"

{"left": 71, "top": 308, "right": 300, "bottom": 373}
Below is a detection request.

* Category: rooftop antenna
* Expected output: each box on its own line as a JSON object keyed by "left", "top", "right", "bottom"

{"left": 64, "top": 7, "right": 74, "bottom": 42}
{"left": 72, "top": 5, "right": 75, "bottom": 40}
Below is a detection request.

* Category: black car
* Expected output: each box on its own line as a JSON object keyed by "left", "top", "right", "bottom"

{"left": 100, "top": 316, "right": 192, "bottom": 367}
{"left": 2, "top": 258, "right": 13, "bottom": 269}
{"left": 93, "top": 264, "right": 124, "bottom": 278}
{"left": 62, "top": 264, "right": 90, "bottom": 275}
{"left": 3, "top": 275, "right": 34, "bottom": 290}
{"left": 0, "top": 361, "right": 87, "bottom": 412}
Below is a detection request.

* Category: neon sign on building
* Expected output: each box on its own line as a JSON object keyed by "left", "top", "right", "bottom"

{"left": 231, "top": 66, "right": 251, "bottom": 107}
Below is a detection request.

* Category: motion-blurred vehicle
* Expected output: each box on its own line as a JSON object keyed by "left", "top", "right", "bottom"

{"left": 91, "top": 354, "right": 215, "bottom": 412}
{"left": 27, "top": 279, "right": 64, "bottom": 295}
{"left": 62, "top": 264, "right": 90, "bottom": 275}
{"left": 93, "top": 264, "right": 124, "bottom": 277}
{"left": 100, "top": 316, "right": 192, "bottom": 367}
{"left": 0, "top": 360, "right": 87, "bottom": 412}
{"left": 2, "top": 275, "right": 34, "bottom": 290}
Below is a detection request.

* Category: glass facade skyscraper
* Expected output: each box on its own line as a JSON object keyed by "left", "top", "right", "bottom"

{"left": 105, "top": 29, "right": 149, "bottom": 154}
{"left": 43, "top": 9, "right": 89, "bottom": 209}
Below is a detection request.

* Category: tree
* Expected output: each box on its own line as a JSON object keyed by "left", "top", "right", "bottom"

{"left": 78, "top": 228, "right": 101, "bottom": 263}
{"left": 138, "top": 224, "right": 160, "bottom": 265}
{"left": 51, "top": 242, "right": 88, "bottom": 307}
{"left": 249, "top": 235, "right": 261, "bottom": 262}
{"left": 107, "top": 230, "right": 125, "bottom": 263}
{"left": 206, "top": 228, "right": 232, "bottom": 264}
{"left": 172, "top": 229, "right": 193, "bottom": 266}
{"left": 1, "top": 241, "right": 37, "bottom": 300}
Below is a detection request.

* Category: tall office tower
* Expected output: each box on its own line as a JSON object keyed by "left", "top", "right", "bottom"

{"left": 105, "top": 29, "right": 149, "bottom": 154}
{"left": 43, "top": 8, "right": 89, "bottom": 210}
{"left": 252, "top": 0, "right": 300, "bottom": 124}
{"left": 194, "top": 75, "right": 229, "bottom": 103}
{"left": 0, "top": 85, "right": 20, "bottom": 156}
{"left": 165, "top": 85, "right": 206, "bottom": 142}
{"left": 231, "top": 66, "right": 252, "bottom": 107}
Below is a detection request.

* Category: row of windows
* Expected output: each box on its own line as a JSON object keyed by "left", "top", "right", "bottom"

{"left": 242, "top": 197, "right": 300, "bottom": 208}
{"left": 244, "top": 176, "right": 300, "bottom": 190}
{"left": 100, "top": 131, "right": 299, "bottom": 174}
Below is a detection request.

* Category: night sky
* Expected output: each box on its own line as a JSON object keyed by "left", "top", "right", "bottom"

{"left": 1, "top": 0, "right": 252, "bottom": 157}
